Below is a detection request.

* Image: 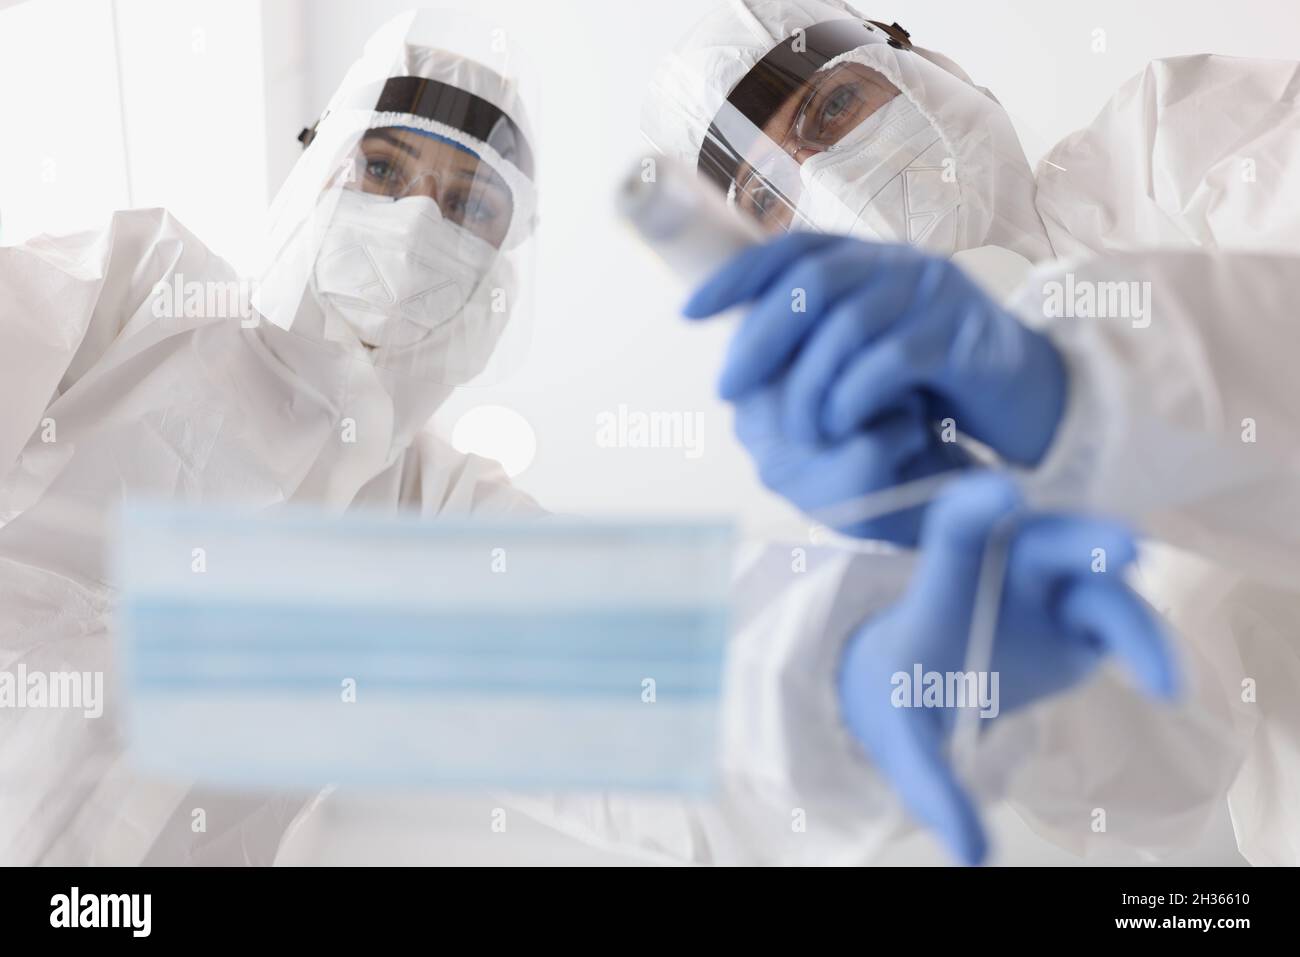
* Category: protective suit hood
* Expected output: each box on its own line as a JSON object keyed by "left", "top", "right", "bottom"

{"left": 643, "top": 0, "right": 1053, "bottom": 261}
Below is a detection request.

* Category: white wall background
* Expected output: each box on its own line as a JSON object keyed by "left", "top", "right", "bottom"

{"left": 4, "top": 0, "right": 1292, "bottom": 865}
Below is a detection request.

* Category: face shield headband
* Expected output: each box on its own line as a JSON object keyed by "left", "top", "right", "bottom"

{"left": 696, "top": 18, "right": 911, "bottom": 196}
{"left": 300, "top": 75, "right": 535, "bottom": 182}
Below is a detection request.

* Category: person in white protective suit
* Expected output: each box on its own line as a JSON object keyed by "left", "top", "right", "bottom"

{"left": 595, "top": 0, "right": 1299, "bottom": 866}
{"left": 0, "top": 11, "right": 550, "bottom": 864}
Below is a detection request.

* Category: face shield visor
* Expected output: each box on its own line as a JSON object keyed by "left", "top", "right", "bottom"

{"left": 698, "top": 20, "right": 907, "bottom": 233}
{"left": 254, "top": 11, "right": 539, "bottom": 388}
{"left": 648, "top": 18, "right": 968, "bottom": 254}
{"left": 647, "top": 11, "right": 1054, "bottom": 261}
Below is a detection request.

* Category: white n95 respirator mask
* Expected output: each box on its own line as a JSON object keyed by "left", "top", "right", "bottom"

{"left": 311, "top": 189, "right": 497, "bottom": 351}
{"left": 798, "top": 94, "right": 961, "bottom": 254}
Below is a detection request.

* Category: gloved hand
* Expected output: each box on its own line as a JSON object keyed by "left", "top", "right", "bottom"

{"left": 684, "top": 233, "right": 1068, "bottom": 543}
{"left": 732, "top": 383, "right": 971, "bottom": 542}
{"left": 838, "top": 473, "right": 1178, "bottom": 866}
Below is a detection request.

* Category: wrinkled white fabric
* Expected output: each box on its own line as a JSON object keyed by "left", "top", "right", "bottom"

{"left": 0, "top": 206, "right": 546, "bottom": 864}
{"left": 1034, "top": 55, "right": 1300, "bottom": 259}
{"left": 1006, "top": 53, "right": 1300, "bottom": 866}
{"left": 1011, "top": 247, "right": 1300, "bottom": 864}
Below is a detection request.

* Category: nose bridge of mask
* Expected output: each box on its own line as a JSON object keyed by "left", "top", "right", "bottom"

{"left": 395, "top": 166, "right": 447, "bottom": 202}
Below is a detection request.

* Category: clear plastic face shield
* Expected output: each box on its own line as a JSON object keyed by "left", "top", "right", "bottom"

{"left": 654, "top": 13, "right": 1063, "bottom": 261}
{"left": 339, "top": 120, "right": 519, "bottom": 250}
{"left": 253, "top": 11, "right": 539, "bottom": 388}
{"left": 694, "top": 20, "right": 912, "bottom": 233}
{"left": 654, "top": 19, "right": 966, "bottom": 253}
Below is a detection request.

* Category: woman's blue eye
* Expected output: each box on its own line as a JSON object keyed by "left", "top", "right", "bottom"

{"left": 821, "top": 84, "right": 859, "bottom": 124}
{"left": 365, "top": 158, "right": 395, "bottom": 181}
{"left": 828, "top": 88, "right": 851, "bottom": 116}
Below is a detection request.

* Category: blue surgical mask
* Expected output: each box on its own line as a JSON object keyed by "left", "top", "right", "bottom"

{"left": 115, "top": 503, "right": 733, "bottom": 793}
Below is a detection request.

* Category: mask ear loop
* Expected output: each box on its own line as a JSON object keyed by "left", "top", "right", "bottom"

{"left": 950, "top": 511, "right": 1016, "bottom": 780}
{"left": 748, "top": 470, "right": 1017, "bottom": 862}
{"left": 793, "top": 474, "right": 1014, "bottom": 774}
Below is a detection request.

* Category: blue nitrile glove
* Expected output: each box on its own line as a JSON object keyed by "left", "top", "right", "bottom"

{"left": 732, "top": 383, "right": 971, "bottom": 542}
{"left": 838, "top": 473, "right": 1179, "bottom": 866}
{"left": 684, "top": 233, "right": 1067, "bottom": 543}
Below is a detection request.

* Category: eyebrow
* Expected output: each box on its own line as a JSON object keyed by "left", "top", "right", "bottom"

{"left": 365, "top": 132, "right": 499, "bottom": 180}
{"left": 362, "top": 129, "right": 420, "bottom": 157}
